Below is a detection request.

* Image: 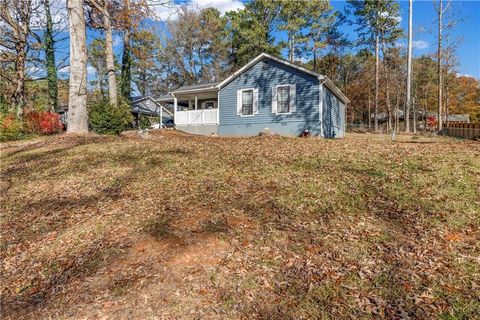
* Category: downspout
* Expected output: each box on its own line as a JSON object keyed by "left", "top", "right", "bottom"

{"left": 319, "top": 78, "right": 327, "bottom": 138}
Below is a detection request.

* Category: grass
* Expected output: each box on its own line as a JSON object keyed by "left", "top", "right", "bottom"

{"left": 0, "top": 131, "right": 479, "bottom": 319}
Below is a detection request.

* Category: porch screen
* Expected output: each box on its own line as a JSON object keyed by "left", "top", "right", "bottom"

{"left": 242, "top": 90, "right": 253, "bottom": 115}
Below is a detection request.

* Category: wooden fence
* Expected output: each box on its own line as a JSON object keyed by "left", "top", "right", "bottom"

{"left": 442, "top": 122, "right": 480, "bottom": 140}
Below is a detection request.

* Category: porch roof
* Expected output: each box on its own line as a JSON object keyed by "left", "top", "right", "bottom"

{"left": 172, "top": 82, "right": 220, "bottom": 94}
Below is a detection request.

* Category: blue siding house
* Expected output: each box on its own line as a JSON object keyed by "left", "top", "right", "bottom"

{"left": 165, "top": 53, "right": 349, "bottom": 138}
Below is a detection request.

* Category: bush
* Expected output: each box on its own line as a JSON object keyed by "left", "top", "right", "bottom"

{"left": 24, "top": 111, "right": 63, "bottom": 135}
{"left": 88, "top": 99, "right": 133, "bottom": 135}
{"left": 0, "top": 114, "right": 23, "bottom": 141}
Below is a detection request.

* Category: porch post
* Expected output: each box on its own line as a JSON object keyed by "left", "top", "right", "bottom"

{"left": 160, "top": 103, "right": 163, "bottom": 128}
{"left": 217, "top": 91, "right": 220, "bottom": 125}
{"left": 195, "top": 95, "right": 198, "bottom": 110}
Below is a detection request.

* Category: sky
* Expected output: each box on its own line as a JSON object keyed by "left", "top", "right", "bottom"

{"left": 151, "top": 0, "right": 480, "bottom": 79}
{"left": 41, "top": 0, "right": 480, "bottom": 81}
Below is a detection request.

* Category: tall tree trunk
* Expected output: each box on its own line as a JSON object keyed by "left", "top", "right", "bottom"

{"left": 437, "top": 0, "right": 443, "bottom": 131}
{"left": 67, "top": 0, "right": 88, "bottom": 133}
{"left": 374, "top": 33, "right": 379, "bottom": 132}
{"left": 103, "top": 1, "right": 117, "bottom": 106}
{"left": 381, "top": 39, "right": 392, "bottom": 134}
{"left": 405, "top": 0, "right": 413, "bottom": 132}
{"left": 44, "top": 0, "right": 58, "bottom": 111}
{"left": 413, "top": 97, "right": 417, "bottom": 133}
{"left": 13, "top": 42, "right": 26, "bottom": 118}
{"left": 368, "top": 91, "right": 371, "bottom": 129}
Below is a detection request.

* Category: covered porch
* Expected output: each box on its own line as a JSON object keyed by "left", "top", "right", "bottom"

{"left": 172, "top": 82, "right": 220, "bottom": 126}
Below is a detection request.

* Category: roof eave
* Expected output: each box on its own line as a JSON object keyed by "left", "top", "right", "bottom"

{"left": 172, "top": 87, "right": 219, "bottom": 95}
{"left": 321, "top": 77, "right": 351, "bottom": 104}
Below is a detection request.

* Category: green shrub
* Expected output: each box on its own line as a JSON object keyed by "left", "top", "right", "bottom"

{"left": 88, "top": 99, "right": 133, "bottom": 135}
{"left": 0, "top": 113, "right": 24, "bottom": 142}
{"left": 138, "top": 114, "right": 151, "bottom": 130}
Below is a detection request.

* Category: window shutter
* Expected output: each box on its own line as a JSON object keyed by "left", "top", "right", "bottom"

{"left": 253, "top": 88, "right": 259, "bottom": 114}
{"left": 237, "top": 90, "right": 242, "bottom": 115}
{"left": 272, "top": 86, "right": 277, "bottom": 113}
{"left": 290, "top": 84, "right": 296, "bottom": 112}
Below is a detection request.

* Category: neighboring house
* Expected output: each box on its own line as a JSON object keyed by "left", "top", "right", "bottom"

{"left": 445, "top": 114, "right": 470, "bottom": 123}
{"left": 162, "top": 53, "right": 350, "bottom": 138}
{"left": 131, "top": 96, "right": 173, "bottom": 128}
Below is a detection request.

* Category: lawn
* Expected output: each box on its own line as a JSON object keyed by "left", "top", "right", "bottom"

{"left": 1, "top": 131, "right": 479, "bottom": 319}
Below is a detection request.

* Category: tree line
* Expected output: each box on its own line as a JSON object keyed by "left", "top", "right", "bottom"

{"left": 1, "top": 0, "right": 478, "bottom": 134}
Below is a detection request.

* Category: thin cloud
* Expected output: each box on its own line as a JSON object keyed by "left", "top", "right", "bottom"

{"left": 151, "top": 0, "right": 244, "bottom": 21}
{"left": 413, "top": 40, "right": 429, "bottom": 50}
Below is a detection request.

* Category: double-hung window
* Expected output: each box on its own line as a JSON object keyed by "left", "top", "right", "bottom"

{"left": 277, "top": 86, "right": 290, "bottom": 114}
{"left": 242, "top": 89, "right": 254, "bottom": 116}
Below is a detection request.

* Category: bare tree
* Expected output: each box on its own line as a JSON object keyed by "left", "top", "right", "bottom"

{"left": 0, "top": 0, "right": 36, "bottom": 117}
{"left": 433, "top": 0, "right": 452, "bottom": 131}
{"left": 87, "top": 0, "right": 118, "bottom": 106}
{"left": 66, "top": 0, "right": 88, "bottom": 132}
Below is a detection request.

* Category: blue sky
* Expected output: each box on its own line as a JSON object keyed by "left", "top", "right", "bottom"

{"left": 47, "top": 0, "right": 479, "bottom": 81}
{"left": 154, "top": 0, "right": 480, "bottom": 79}
{"left": 330, "top": 0, "right": 480, "bottom": 79}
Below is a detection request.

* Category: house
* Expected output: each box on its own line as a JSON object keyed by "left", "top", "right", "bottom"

{"left": 131, "top": 96, "right": 173, "bottom": 128}
{"left": 162, "top": 53, "right": 349, "bottom": 138}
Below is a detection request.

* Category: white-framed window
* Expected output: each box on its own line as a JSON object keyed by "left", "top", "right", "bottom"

{"left": 272, "top": 84, "right": 296, "bottom": 114}
{"left": 277, "top": 85, "right": 290, "bottom": 113}
{"left": 237, "top": 88, "right": 258, "bottom": 116}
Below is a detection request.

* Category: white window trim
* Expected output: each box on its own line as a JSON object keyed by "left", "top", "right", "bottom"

{"left": 239, "top": 87, "right": 256, "bottom": 117}
{"left": 275, "top": 84, "right": 292, "bottom": 115}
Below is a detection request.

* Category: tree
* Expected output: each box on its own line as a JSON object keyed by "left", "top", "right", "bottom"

{"left": 66, "top": 0, "right": 88, "bottom": 133}
{"left": 88, "top": 38, "right": 108, "bottom": 94}
{"left": 44, "top": 0, "right": 58, "bottom": 111}
{"left": 87, "top": 0, "right": 118, "bottom": 106}
{"left": 118, "top": 0, "right": 151, "bottom": 101}
{"left": 130, "top": 29, "right": 160, "bottom": 96}
{"left": 347, "top": 0, "right": 402, "bottom": 132}
{"left": 308, "top": 1, "right": 342, "bottom": 70}
{"left": 405, "top": 0, "right": 413, "bottom": 132}
{"left": 0, "top": 0, "right": 35, "bottom": 117}
{"left": 277, "top": 0, "right": 310, "bottom": 62}
{"left": 159, "top": 6, "right": 230, "bottom": 89}
{"left": 433, "top": 0, "right": 452, "bottom": 131}
{"left": 225, "top": 0, "right": 281, "bottom": 69}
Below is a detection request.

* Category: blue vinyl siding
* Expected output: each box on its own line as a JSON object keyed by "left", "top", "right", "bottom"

{"left": 322, "top": 87, "right": 345, "bottom": 138}
{"left": 219, "top": 58, "right": 321, "bottom": 136}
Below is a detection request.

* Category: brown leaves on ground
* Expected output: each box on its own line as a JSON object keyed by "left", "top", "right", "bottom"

{"left": 0, "top": 131, "right": 479, "bottom": 319}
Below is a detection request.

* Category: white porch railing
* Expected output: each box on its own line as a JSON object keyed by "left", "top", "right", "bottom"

{"left": 175, "top": 109, "right": 218, "bottom": 125}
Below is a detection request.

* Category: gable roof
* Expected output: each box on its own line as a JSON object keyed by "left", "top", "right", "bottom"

{"left": 216, "top": 53, "right": 350, "bottom": 104}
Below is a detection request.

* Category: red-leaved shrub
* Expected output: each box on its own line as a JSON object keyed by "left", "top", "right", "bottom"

{"left": 24, "top": 111, "right": 63, "bottom": 134}
{"left": 427, "top": 116, "right": 437, "bottom": 129}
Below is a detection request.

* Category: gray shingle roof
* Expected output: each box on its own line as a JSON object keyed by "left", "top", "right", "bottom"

{"left": 174, "top": 82, "right": 220, "bottom": 92}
